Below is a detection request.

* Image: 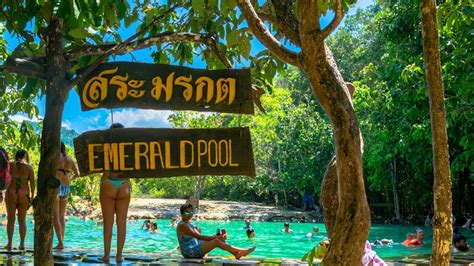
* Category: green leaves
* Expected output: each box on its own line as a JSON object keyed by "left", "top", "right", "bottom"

{"left": 401, "top": 63, "right": 424, "bottom": 82}
{"left": 192, "top": 0, "right": 205, "bottom": 15}
{"left": 69, "top": 28, "right": 88, "bottom": 39}
{"left": 22, "top": 78, "right": 39, "bottom": 99}
{"left": 317, "top": 0, "right": 330, "bottom": 16}
{"left": 302, "top": 246, "right": 317, "bottom": 266}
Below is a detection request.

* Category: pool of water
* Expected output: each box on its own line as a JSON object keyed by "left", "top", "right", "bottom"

{"left": 1, "top": 216, "right": 472, "bottom": 259}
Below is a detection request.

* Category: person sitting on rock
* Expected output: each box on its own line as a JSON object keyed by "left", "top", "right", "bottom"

{"left": 281, "top": 222, "right": 293, "bottom": 233}
{"left": 176, "top": 204, "right": 255, "bottom": 259}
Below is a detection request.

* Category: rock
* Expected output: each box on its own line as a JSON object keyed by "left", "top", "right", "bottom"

{"left": 178, "top": 258, "right": 212, "bottom": 264}
{"left": 0, "top": 249, "right": 24, "bottom": 255}
{"left": 81, "top": 255, "right": 135, "bottom": 265}
{"left": 54, "top": 261, "right": 81, "bottom": 266}
{"left": 281, "top": 259, "right": 309, "bottom": 266}
{"left": 124, "top": 255, "right": 158, "bottom": 262}
{"left": 221, "top": 259, "right": 260, "bottom": 266}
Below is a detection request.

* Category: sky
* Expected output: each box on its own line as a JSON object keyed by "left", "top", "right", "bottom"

{"left": 9, "top": 0, "right": 374, "bottom": 133}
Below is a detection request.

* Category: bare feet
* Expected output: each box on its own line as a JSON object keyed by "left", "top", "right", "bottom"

{"left": 3, "top": 245, "right": 12, "bottom": 250}
{"left": 116, "top": 255, "right": 123, "bottom": 263}
{"left": 99, "top": 256, "right": 109, "bottom": 263}
{"left": 18, "top": 245, "right": 25, "bottom": 250}
{"left": 234, "top": 246, "right": 256, "bottom": 260}
{"left": 53, "top": 244, "right": 64, "bottom": 250}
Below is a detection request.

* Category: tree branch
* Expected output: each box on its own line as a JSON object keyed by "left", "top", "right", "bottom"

{"left": 65, "top": 32, "right": 216, "bottom": 60}
{"left": 257, "top": 12, "right": 301, "bottom": 46}
{"left": 204, "top": 34, "right": 266, "bottom": 113}
{"left": 269, "top": 0, "right": 301, "bottom": 46}
{"left": 205, "top": 33, "right": 233, "bottom": 69}
{"left": 296, "top": 0, "right": 320, "bottom": 34}
{"left": 67, "top": 2, "right": 182, "bottom": 89}
{"left": 4, "top": 57, "right": 47, "bottom": 80}
{"left": 236, "top": 0, "right": 302, "bottom": 67}
{"left": 320, "top": 0, "right": 344, "bottom": 39}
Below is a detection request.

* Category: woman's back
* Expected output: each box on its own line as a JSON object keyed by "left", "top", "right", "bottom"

{"left": 56, "top": 155, "right": 74, "bottom": 184}
{"left": 9, "top": 162, "right": 31, "bottom": 192}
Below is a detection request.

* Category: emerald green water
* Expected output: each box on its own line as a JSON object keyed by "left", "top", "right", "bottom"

{"left": 1, "top": 216, "right": 473, "bottom": 259}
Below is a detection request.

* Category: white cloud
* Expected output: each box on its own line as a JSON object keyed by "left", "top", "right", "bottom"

{"left": 106, "top": 109, "right": 172, "bottom": 128}
{"left": 62, "top": 119, "right": 73, "bottom": 130}
{"left": 10, "top": 114, "right": 42, "bottom": 123}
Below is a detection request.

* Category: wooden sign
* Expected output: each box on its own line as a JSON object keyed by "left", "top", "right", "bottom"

{"left": 73, "top": 127, "right": 255, "bottom": 178}
{"left": 76, "top": 62, "right": 254, "bottom": 114}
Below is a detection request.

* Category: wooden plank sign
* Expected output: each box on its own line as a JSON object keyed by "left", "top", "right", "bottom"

{"left": 76, "top": 62, "right": 254, "bottom": 114}
{"left": 74, "top": 127, "right": 255, "bottom": 178}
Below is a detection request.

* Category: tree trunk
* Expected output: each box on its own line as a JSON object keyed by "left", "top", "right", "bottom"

{"left": 32, "top": 17, "right": 68, "bottom": 265}
{"left": 420, "top": 0, "right": 453, "bottom": 264}
{"left": 303, "top": 45, "right": 370, "bottom": 265}
{"left": 321, "top": 156, "right": 337, "bottom": 239}
{"left": 194, "top": 176, "right": 206, "bottom": 210}
{"left": 455, "top": 167, "right": 465, "bottom": 215}
{"left": 391, "top": 158, "right": 401, "bottom": 221}
{"left": 466, "top": 169, "right": 473, "bottom": 214}
{"left": 283, "top": 188, "right": 288, "bottom": 209}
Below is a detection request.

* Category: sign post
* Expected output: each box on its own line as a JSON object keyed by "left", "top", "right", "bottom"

{"left": 74, "top": 62, "right": 256, "bottom": 178}
{"left": 77, "top": 62, "right": 254, "bottom": 114}
{"left": 75, "top": 127, "right": 255, "bottom": 178}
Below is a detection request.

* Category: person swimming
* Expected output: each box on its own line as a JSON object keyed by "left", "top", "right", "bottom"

{"left": 170, "top": 216, "right": 180, "bottom": 227}
{"left": 281, "top": 222, "right": 293, "bottom": 233}
{"left": 402, "top": 233, "right": 416, "bottom": 246}
{"left": 246, "top": 228, "right": 255, "bottom": 239}
{"left": 141, "top": 220, "right": 151, "bottom": 230}
{"left": 452, "top": 235, "right": 472, "bottom": 252}
{"left": 243, "top": 219, "right": 253, "bottom": 230}
{"left": 403, "top": 228, "right": 424, "bottom": 247}
{"left": 149, "top": 222, "right": 159, "bottom": 233}
{"left": 306, "top": 226, "right": 319, "bottom": 238}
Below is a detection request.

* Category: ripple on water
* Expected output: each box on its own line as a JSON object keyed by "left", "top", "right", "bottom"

{"left": 0, "top": 216, "right": 473, "bottom": 260}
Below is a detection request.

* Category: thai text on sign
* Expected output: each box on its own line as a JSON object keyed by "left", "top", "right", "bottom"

{"left": 76, "top": 62, "right": 254, "bottom": 114}
{"left": 73, "top": 127, "right": 256, "bottom": 178}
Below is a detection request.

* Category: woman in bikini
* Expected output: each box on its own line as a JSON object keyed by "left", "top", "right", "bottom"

{"left": 100, "top": 123, "right": 131, "bottom": 263}
{"left": 53, "top": 142, "right": 79, "bottom": 250}
{"left": 177, "top": 204, "right": 255, "bottom": 259}
{"left": 5, "top": 149, "right": 35, "bottom": 250}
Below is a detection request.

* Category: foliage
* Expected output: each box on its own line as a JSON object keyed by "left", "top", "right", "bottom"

{"left": 131, "top": 68, "right": 334, "bottom": 207}
{"left": 327, "top": 0, "right": 473, "bottom": 219}
{"left": 1, "top": 0, "right": 471, "bottom": 220}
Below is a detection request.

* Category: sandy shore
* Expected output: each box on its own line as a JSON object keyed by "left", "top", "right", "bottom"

{"left": 0, "top": 197, "right": 319, "bottom": 222}
{"left": 79, "top": 197, "right": 319, "bottom": 221}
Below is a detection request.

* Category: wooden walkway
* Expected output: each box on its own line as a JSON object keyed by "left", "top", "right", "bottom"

{"left": 0, "top": 249, "right": 473, "bottom": 265}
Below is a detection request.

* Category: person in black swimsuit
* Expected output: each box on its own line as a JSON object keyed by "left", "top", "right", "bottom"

{"left": 53, "top": 142, "right": 79, "bottom": 250}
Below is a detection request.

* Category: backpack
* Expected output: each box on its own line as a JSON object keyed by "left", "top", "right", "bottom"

{"left": 0, "top": 148, "right": 11, "bottom": 190}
